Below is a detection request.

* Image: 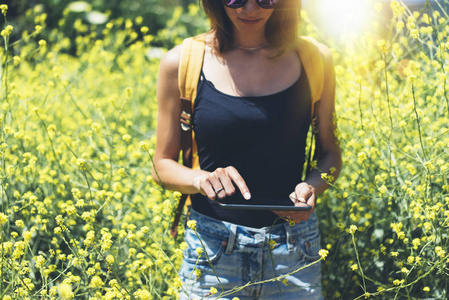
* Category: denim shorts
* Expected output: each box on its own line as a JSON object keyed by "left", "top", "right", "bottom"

{"left": 179, "top": 208, "right": 323, "bottom": 300}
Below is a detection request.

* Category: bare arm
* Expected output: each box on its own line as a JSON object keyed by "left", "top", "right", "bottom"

{"left": 152, "top": 45, "right": 207, "bottom": 194}
{"left": 304, "top": 42, "right": 342, "bottom": 195}
{"left": 152, "top": 45, "right": 251, "bottom": 200}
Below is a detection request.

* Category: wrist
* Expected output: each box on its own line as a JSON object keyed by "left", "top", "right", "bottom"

{"left": 191, "top": 170, "right": 210, "bottom": 193}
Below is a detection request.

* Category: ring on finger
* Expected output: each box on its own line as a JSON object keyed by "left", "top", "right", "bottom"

{"left": 284, "top": 215, "right": 291, "bottom": 220}
{"left": 215, "top": 187, "right": 224, "bottom": 194}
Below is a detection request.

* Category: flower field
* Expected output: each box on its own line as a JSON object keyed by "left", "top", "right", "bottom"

{"left": 0, "top": 1, "right": 448, "bottom": 299}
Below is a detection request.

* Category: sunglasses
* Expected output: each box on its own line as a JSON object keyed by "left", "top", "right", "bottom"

{"left": 221, "top": 0, "right": 279, "bottom": 9}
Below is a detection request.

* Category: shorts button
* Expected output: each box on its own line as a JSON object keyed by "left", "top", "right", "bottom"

{"left": 305, "top": 242, "right": 310, "bottom": 248}
{"left": 222, "top": 241, "right": 228, "bottom": 246}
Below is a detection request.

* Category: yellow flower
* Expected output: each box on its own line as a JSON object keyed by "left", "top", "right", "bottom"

{"left": 378, "top": 185, "right": 387, "bottom": 194}
{"left": 23, "top": 231, "right": 32, "bottom": 242}
{"left": 393, "top": 279, "right": 404, "bottom": 286}
{"left": 358, "top": 152, "right": 367, "bottom": 163}
{"left": 153, "top": 215, "right": 162, "bottom": 224}
{"left": 194, "top": 269, "right": 202, "bottom": 279}
{"left": 91, "top": 122, "right": 101, "bottom": 133}
{"left": 35, "top": 25, "right": 43, "bottom": 34}
{"left": 34, "top": 255, "right": 46, "bottom": 268}
{"left": 196, "top": 247, "right": 203, "bottom": 256}
{"left": 105, "top": 254, "right": 115, "bottom": 266}
{"left": 58, "top": 283, "right": 74, "bottom": 299}
{"left": 435, "top": 246, "right": 446, "bottom": 258}
{"left": 87, "top": 268, "right": 95, "bottom": 275}
{"left": 187, "top": 220, "right": 197, "bottom": 230}
{"left": 38, "top": 39, "right": 47, "bottom": 47}
{"left": 122, "top": 133, "right": 132, "bottom": 143}
{"left": 0, "top": 4, "right": 8, "bottom": 15}
{"left": 351, "top": 264, "right": 358, "bottom": 271}
{"left": 423, "top": 286, "right": 430, "bottom": 292}
{"left": 209, "top": 287, "right": 218, "bottom": 295}
{"left": 0, "top": 25, "right": 13, "bottom": 37}
{"left": 139, "top": 141, "right": 149, "bottom": 151}
{"left": 0, "top": 213, "right": 8, "bottom": 225}
{"left": 76, "top": 158, "right": 86, "bottom": 171}
{"left": 349, "top": 225, "right": 358, "bottom": 235}
{"left": 318, "top": 249, "right": 329, "bottom": 260}
{"left": 141, "top": 26, "right": 149, "bottom": 34}
{"left": 411, "top": 29, "right": 419, "bottom": 39}
{"left": 90, "top": 275, "right": 104, "bottom": 288}
{"left": 268, "top": 239, "right": 277, "bottom": 250}
{"left": 13, "top": 56, "right": 21, "bottom": 66}
{"left": 412, "top": 238, "right": 420, "bottom": 249}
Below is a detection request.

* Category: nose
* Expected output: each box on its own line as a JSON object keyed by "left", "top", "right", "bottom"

{"left": 242, "top": 0, "right": 259, "bottom": 13}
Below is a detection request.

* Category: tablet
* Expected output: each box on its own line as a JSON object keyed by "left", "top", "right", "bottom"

{"left": 216, "top": 196, "right": 312, "bottom": 211}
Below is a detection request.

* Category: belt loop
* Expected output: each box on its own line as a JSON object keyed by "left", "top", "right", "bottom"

{"left": 226, "top": 224, "right": 237, "bottom": 254}
{"left": 284, "top": 223, "right": 294, "bottom": 252}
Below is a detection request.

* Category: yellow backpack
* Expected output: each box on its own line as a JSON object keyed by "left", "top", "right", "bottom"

{"left": 171, "top": 34, "right": 324, "bottom": 237}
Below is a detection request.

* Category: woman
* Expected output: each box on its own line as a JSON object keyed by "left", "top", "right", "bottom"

{"left": 154, "top": 0, "right": 341, "bottom": 298}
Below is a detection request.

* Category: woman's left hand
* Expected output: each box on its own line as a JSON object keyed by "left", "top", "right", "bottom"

{"left": 273, "top": 182, "right": 316, "bottom": 224}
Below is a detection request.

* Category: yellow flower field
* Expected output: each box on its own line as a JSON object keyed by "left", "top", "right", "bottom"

{"left": 0, "top": 1, "right": 448, "bottom": 299}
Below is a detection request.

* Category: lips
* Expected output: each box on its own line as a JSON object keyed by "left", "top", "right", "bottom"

{"left": 239, "top": 18, "right": 262, "bottom": 25}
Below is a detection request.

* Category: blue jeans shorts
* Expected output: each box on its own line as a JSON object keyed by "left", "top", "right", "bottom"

{"left": 179, "top": 208, "right": 323, "bottom": 300}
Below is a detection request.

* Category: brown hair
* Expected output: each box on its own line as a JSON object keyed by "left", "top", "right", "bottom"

{"left": 200, "top": 0, "right": 301, "bottom": 54}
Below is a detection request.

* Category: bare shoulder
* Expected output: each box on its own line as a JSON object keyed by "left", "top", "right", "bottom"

{"left": 159, "top": 44, "right": 182, "bottom": 77}
{"left": 157, "top": 45, "right": 183, "bottom": 108}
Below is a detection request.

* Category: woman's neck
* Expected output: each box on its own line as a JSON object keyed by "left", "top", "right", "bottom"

{"left": 232, "top": 31, "right": 267, "bottom": 49}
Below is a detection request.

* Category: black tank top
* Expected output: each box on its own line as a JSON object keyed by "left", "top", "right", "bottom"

{"left": 191, "top": 67, "right": 311, "bottom": 228}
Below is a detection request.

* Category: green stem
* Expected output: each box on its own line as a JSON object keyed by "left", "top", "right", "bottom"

{"left": 351, "top": 234, "right": 367, "bottom": 294}
{"left": 411, "top": 83, "right": 426, "bottom": 161}
{"left": 145, "top": 148, "right": 164, "bottom": 193}
{"left": 193, "top": 229, "right": 224, "bottom": 291}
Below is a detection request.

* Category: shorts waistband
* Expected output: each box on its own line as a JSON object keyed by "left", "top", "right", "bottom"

{"left": 187, "top": 207, "right": 318, "bottom": 244}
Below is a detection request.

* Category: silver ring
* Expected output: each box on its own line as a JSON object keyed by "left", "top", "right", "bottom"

{"left": 215, "top": 187, "right": 224, "bottom": 194}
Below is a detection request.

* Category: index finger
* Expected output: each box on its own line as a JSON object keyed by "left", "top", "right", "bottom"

{"left": 226, "top": 167, "right": 251, "bottom": 200}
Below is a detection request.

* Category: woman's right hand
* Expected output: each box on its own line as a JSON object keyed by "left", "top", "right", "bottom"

{"left": 193, "top": 166, "right": 251, "bottom": 201}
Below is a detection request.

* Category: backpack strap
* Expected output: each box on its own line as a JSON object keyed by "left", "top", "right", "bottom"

{"left": 296, "top": 36, "right": 324, "bottom": 121}
{"left": 171, "top": 35, "right": 206, "bottom": 237}
{"left": 296, "top": 36, "right": 324, "bottom": 176}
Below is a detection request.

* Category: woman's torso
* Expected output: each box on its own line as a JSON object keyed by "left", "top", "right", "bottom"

{"left": 191, "top": 45, "right": 312, "bottom": 228}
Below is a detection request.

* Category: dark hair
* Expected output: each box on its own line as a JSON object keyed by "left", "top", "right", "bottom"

{"left": 200, "top": 0, "right": 301, "bottom": 54}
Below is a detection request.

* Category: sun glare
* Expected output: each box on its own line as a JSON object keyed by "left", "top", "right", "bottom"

{"left": 304, "top": 0, "right": 375, "bottom": 38}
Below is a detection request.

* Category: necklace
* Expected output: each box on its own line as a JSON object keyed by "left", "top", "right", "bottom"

{"left": 233, "top": 43, "right": 269, "bottom": 51}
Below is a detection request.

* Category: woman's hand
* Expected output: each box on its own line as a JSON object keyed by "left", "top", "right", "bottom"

{"left": 273, "top": 182, "right": 316, "bottom": 224}
{"left": 193, "top": 166, "right": 251, "bottom": 201}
